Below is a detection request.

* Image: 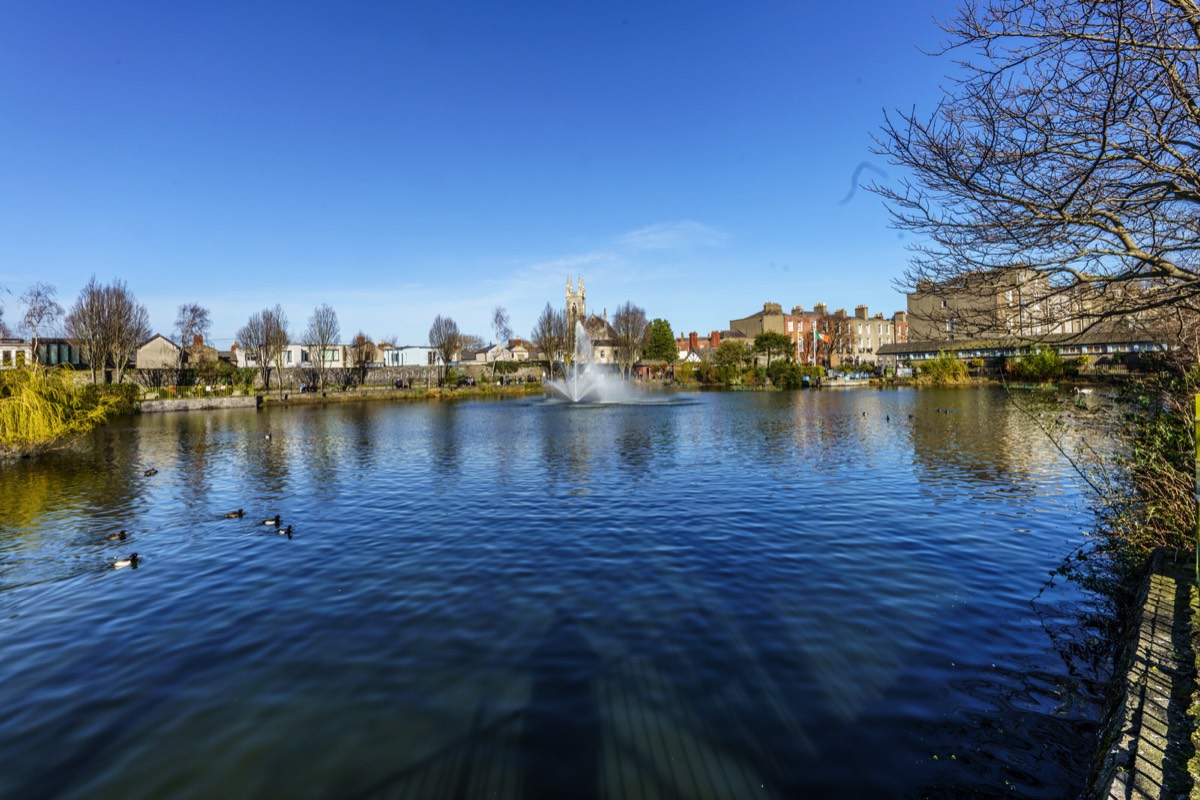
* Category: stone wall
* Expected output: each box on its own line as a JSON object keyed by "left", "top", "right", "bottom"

{"left": 140, "top": 396, "right": 261, "bottom": 414}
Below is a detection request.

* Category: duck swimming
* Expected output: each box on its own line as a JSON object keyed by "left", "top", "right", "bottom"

{"left": 277, "top": 525, "right": 293, "bottom": 539}
{"left": 143, "top": 468, "right": 158, "bottom": 477}
{"left": 224, "top": 509, "right": 245, "bottom": 519}
{"left": 106, "top": 530, "right": 127, "bottom": 541}
{"left": 261, "top": 514, "right": 281, "bottom": 526}
{"left": 112, "top": 553, "right": 139, "bottom": 569}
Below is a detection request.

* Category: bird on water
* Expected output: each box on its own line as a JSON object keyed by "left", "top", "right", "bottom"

{"left": 106, "top": 530, "right": 127, "bottom": 541}
{"left": 224, "top": 509, "right": 244, "bottom": 519}
{"left": 262, "top": 514, "right": 281, "bottom": 526}
{"left": 112, "top": 553, "right": 139, "bottom": 569}
{"left": 143, "top": 468, "right": 158, "bottom": 477}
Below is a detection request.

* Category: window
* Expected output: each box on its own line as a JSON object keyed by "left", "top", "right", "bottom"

{"left": 286, "top": 350, "right": 292, "bottom": 364}
{"left": 940, "top": 299, "right": 948, "bottom": 308}
{"left": 947, "top": 319, "right": 956, "bottom": 332}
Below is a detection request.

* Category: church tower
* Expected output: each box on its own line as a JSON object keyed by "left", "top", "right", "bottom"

{"left": 566, "top": 277, "right": 586, "bottom": 331}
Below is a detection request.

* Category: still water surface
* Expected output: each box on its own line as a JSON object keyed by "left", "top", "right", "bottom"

{"left": 0, "top": 388, "right": 1103, "bottom": 798}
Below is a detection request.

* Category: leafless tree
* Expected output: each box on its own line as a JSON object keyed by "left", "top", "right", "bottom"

{"left": 872, "top": 0, "right": 1200, "bottom": 352}
{"left": 264, "top": 305, "right": 289, "bottom": 396}
{"left": 491, "top": 305, "right": 512, "bottom": 348}
{"left": 303, "top": 303, "right": 340, "bottom": 392}
{"left": 20, "top": 282, "right": 64, "bottom": 362}
{"left": 347, "top": 331, "right": 377, "bottom": 387}
{"left": 0, "top": 284, "right": 10, "bottom": 337}
{"left": 612, "top": 301, "right": 648, "bottom": 379}
{"left": 491, "top": 305, "right": 513, "bottom": 378}
{"left": 173, "top": 303, "right": 212, "bottom": 368}
{"left": 64, "top": 277, "right": 108, "bottom": 383}
{"left": 63, "top": 277, "right": 149, "bottom": 383}
{"left": 460, "top": 333, "right": 486, "bottom": 353}
{"left": 105, "top": 280, "right": 151, "bottom": 384}
{"left": 428, "top": 314, "right": 461, "bottom": 382}
{"left": 529, "top": 302, "right": 566, "bottom": 378}
{"left": 237, "top": 305, "right": 289, "bottom": 393}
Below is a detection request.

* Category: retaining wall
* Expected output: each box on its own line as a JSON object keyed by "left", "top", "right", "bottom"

{"left": 139, "top": 396, "right": 260, "bottom": 413}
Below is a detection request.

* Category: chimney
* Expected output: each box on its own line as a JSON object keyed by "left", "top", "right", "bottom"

{"left": 814, "top": 303, "right": 828, "bottom": 316}
{"left": 710, "top": 330, "right": 721, "bottom": 348}
{"left": 689, "top": 332, "right": 699, "bottom": 351}
{"left": 193, "top": 334, "right": 204, "bottom": 347}
{"left": 855, "top": 305, "right": 869, "bottom": 319}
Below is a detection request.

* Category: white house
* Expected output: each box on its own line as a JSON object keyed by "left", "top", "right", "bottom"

{"left": 0, "top": 338, "right": 32, "bottom": 368}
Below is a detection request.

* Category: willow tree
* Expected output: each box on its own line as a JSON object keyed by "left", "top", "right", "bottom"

{"left": 20, "top": 282, "right": 63, "bottom": 364}
{"left": 873, "top": 0, "right": 1200, "bottom": 355}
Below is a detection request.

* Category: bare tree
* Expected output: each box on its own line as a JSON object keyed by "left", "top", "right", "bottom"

{"left": 491, "top": 305, "right": 513, "bottom": 378}
{"left": 173, "top": 303, "right": 212, "bottom": 369}
{"left": 303, "top": 303, "right": 340, "bottom": 392}
{"left": 491, "top": 306, "right": 512, "bottom": 347}
{"left": 63, "top": 277, "right": 149, "bottom": 383}
{"left": 264, "top": 305, "right": 289, "bottom": 397}
{"left": 612, "top": 301, "right": 648, "bottom": 379}
{"left": 872, "top": 0, "right": 1200, "bottom": 352}
{"left": 428, "top": 314, "right": 461, "bottom": 382}
{"left": 237, "top": 305, "right": 288, "bottom": 393}
{"left": 20, "top": 282, "right": 64, "bottom": 363}
{"left": 529, "top": 302, "right": 566, "bottom": 378}
{"left": 105, "top": 280, "right": 150, "bottom": 384}
{"left": 64, "top": 277, "right": 107, "bottom": 383}
{"left": 460, "top": 333, "right": 486, "bottom": 353}
{"left": 347, "top": 331, "right": 377, "bottom": 387}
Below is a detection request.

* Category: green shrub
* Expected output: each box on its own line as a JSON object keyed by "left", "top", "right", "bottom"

{"left": 1010, "top": 347, "right": 1063, "bottom": 381}
{"left": 915, "top": 352, "right": 970, "bottom": 385}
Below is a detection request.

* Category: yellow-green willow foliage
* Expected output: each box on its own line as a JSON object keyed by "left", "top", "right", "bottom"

{"left": 0, "top": 366, "right": 118, "bottom": 455}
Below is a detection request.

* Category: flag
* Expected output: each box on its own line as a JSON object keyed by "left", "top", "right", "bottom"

{"left": 814, "top": 330, "right": 825, "bottom": 342}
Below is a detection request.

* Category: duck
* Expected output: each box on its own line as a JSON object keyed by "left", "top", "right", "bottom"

{"left": 106, "top": 530, "right": 127, "bottom": 541}
{"left": 143, "top": 468, "right": 158, "bottom": 477}
{"left": 112, "top": 553, "right": 139, "bottom": 569}
{"left": 276, "top": 525, "right": 294, "bottom": 539}
{"left": 224, "top": 509, "right": 245, "bottom": 519}
{"left": 261, "top": 514, "right": 281, "bottom": 526}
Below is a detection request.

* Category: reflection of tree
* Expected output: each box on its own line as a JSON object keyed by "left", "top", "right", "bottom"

{"left": 430, "top": 403, "right": 463, "bottom": 482}
{"left": 537, "top": 409, "right": 592, "bottom": 494}
{"left": 0, "top": 426, "right": 141, "bottom": 540}
{"left": 905, "top": 388, "right": 1062, "bottom": 497}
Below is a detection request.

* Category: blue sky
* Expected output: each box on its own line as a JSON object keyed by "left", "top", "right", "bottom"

{"left": 1, "top": 0, "right": 962, "bottom": 347}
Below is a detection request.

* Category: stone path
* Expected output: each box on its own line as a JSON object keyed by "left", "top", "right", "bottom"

{"left": 1092, "top": 551, "right": 1196, "bottom": 799}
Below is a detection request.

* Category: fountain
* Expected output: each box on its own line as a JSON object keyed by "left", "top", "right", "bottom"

{"left": 546, "top": 322, "right": 640, "bottom": 403}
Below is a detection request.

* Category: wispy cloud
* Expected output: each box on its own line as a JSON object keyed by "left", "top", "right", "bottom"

{"left": 617, "top": 220, "right": 728, "bottom": 251}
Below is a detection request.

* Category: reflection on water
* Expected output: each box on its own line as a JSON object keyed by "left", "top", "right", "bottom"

{"left": 0, "top": 388, "right": 1106, "bottom": 798}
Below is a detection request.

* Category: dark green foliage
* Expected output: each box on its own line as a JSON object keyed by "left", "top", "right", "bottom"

{"left": 643, "top": 319, "right": 678, "bottom": 363}
{"left": 754, "top": 332, "right": 794, "bottom": 366}
{"left": 767, "top": 360, "right": 804, "bottom": 389}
